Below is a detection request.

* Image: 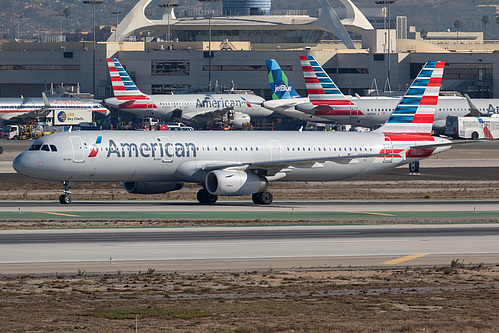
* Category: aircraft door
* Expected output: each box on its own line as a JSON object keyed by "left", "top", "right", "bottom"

{"left": 70, "top": 136, "right": 85, "bottom": 163}
{"left": 270, "top": 140, "right": 282, "bottom": 161}
{"left": 349, "top": 104, "right": 358, "bottom": 119}
{"left": 147, "top": 100, "right": 155, "bottom": 117}
{"left": 383, "top": 137, "right": 393, "bottom": 163}
{"left": 159, "top": 136, "right": 173, "bottom": 163}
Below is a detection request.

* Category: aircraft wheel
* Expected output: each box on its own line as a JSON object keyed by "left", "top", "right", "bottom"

{"left": 409, "top": 161, "right": 420, "bottom": 173}
{"left": 59, "top": 194, "right": 71, "bottom": 204}
{"left": 252, "top": 191, "right": 273, "bottom": 205}
{"left": 197, "top": 188, "right": 217, "bottom": 204}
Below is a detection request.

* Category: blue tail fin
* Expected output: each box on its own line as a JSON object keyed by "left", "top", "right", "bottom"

{"left": 266, "top": 59, "right": 302, "bottom": 100}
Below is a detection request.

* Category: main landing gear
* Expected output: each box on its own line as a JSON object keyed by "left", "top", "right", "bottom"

{"left": 196, "top": 188, "right": 274, "bottom": 205}
{"left": 197, "top": 188, "right": 218, "bottom": 204}
{"left": 409, "top": 161, "right": 420, "bottom": 173}
{"left": 252, "top": 191, "right": 273, "bottom": 205}
{"left": 59, "top": 180, "right": 73, "bottom": 204}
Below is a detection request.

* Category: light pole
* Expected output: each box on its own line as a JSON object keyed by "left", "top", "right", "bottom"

{"left": 199, "top": 0, "right": 219, "bottom": 91}
{"left": 375, "top": 0, "right": 395, "bottom": 92}
{"left": 83, "top": 0, "right": 103, "bottom": 97}
{"left": 56, "top": 12, "right": 64, "bottom": 42}
{"left": 14, "top": 14, "right": 22, "bottom": 41}
{"left": 159, "top": 3, "right": 179, "bottom": 42}
{"left": 111, "top": 11, "right": 122, "bottom": 42}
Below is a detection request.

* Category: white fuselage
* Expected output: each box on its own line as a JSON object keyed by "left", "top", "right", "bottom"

{"left": 13, "top": 130, "right": 450, "bottom": 185}
{"left": 104, "top": 93, "right": 271, "bottom": 122}
{"left": 294, "top": 96, "right": 499, "bottom": 129}
{"left": 0, "top": 97, "right": 109, "bottom": 121}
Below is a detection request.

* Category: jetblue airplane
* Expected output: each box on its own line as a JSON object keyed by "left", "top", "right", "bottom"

{"left": 0, "top": 95, "right": 109, "bottom": 123}
{"left": 14, "top": 61, "right": 452, "bottom": 205}
{"left": 264, "top": 57, "right": 499, "bottom": 131}
{"left": 104, "top": 58, "right": 271, "bottom": 128}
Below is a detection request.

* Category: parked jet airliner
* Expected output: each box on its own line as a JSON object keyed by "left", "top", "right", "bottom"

{"left": 0, "top": 95, "right": 109, "bottom": 122}
{"left": 104, "top": 58, "right": 271, "bottom": 128}
{"left": 14, "top": 61, "right": 452, "bottom": 205}
{"left": 263, "top": 57, "right": 499, "bottom": 132}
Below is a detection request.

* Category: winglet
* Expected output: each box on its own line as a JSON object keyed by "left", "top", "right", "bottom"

{"left": 42, "top": 92, "right": 50, "bottom": 109}
{"left": 464, "top": 94, "right": 482, "bottom": 117}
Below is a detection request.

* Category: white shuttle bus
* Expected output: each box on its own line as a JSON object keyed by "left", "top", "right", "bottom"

{"left": 445, "top": 115, "right": 499, "bottom": 139}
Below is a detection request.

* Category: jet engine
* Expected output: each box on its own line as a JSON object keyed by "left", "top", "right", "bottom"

{"left": 232, "top": 112, "right": 251, "bottom": 128}
{"left": 123, "top": 181, "right": 183, "bottom": 194}
{"left": 205, "top": 170, "right": 267, "bottom": 196}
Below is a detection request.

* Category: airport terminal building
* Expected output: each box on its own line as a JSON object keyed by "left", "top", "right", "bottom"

{"left": 0, "top": 0, "right": 497, "bottom": 102}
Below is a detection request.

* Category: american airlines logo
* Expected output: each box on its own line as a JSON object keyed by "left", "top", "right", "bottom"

{"left": 274, "top": 84, "right": 292, "bottom": 92}
{"left": 106, "top": 139, "right": 196, "bottom": 159}
{"left": 88, "top": 136, "right": 102, "bottom": 158}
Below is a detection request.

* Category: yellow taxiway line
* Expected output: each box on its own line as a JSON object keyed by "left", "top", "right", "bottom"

{"left": 35, "top": 212, "right": 82, "bottom": 217}
{"left": 344, "top": 211, "right": 396, "bottom": 217}
{"left": 381, "top": 254, "right": 429, "bottom": 265}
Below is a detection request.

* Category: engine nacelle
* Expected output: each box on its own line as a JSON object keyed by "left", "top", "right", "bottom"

{"left": 123, "top": 181, "right": 183, "bottom": 194}
{"left": 205, "top": 170, "right": 267, "bottom": 196}
{"left": 232, "top": 112, "right": 251, "bottom": 128}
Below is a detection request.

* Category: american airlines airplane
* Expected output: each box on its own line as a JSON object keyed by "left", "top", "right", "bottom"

{"left": 264, "top": 57, "right": 499, "bottom": 132}
{"left": 104, "top": 58, "right": 271, "bottom": 128}
{"left": 14, "top": 61, "right": 453, "bottom": 205}
{"left": 0, "top": 95, "right": 109, "bottom": 123}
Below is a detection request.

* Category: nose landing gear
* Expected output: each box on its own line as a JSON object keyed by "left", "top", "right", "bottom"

{"left": 59, "top": 180, "right": 73, "bottom": 204}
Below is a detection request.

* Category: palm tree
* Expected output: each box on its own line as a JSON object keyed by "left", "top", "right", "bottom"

{"left": 482, "top": 15, "right": 490, "bottom": 39}
{"left": 454, "top": 20, "right": 462, "bottom": 41}
{"left": 420, "top": 29, "right": 428, "bottom": 40}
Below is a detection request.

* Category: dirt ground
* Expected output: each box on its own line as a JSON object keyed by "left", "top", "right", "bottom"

{"left": 1, "top": 265, "right": 498, "bottom": 332}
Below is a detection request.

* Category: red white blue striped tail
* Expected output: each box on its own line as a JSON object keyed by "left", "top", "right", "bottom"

{"left": 107, "top": 58, "right": 148, "bottom": 101}
{"left": 300, "top": 55, "right": 360, "bottom": 117}
{"left": 377, "top": 61, "right": 445, "bottom": 134}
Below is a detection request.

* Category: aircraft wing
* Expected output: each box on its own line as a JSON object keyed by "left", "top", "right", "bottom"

{"left": 201, "top": 152, "right": 396, "bottom": 177}
{"left": 183, "top": 107, "right": 233, "bottom": 121}
{"left": 6, "top": 108, "right": 52, "bottom": 123}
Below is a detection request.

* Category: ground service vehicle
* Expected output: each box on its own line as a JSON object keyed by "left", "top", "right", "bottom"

{"left": 445, "top": 115, "right": 499, "bottom": 139}
{"left": 2, "top": 125, "right": 40, "bottom": 140}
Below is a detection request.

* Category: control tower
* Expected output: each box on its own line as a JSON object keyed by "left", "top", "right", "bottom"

{"left": 223, "top": 0, "right": 271, "bottom": 16}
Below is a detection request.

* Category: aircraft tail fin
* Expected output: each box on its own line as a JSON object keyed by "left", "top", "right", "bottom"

{"left": 377, "top": 61, "right": 445, "bottom": 134}
{"left": 299, "top": 55, "right": 357, "bottom": 113}
{"left": 107, "top": 58, "right": 147, "bottom": 100}
{"left": 266, "top": 59, "right": 302, "bottom": 100}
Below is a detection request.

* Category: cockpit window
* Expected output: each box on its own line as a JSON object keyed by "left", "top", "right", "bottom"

{"left": 50, "top": 145, "right": 57, "bottom": 152}
{"left": 41, "top": 144, "right": 50, "bottom": 151}
{"left": 28, "top": 144, "right": 42, "bottom": 151}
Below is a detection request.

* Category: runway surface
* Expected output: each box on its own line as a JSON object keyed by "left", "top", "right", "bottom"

{"left": 0, "top": 224, "right": 498, "bottom": 274}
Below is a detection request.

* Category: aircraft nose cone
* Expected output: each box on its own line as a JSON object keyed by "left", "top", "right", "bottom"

{"left": 13, "top": 152, "right": 33, "bottom": 177}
